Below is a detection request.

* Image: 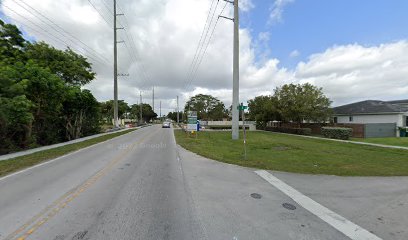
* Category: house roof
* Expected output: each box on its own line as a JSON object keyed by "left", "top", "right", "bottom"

{"left": 386, "top": 99, "right": 408, "bottom": 105}
{"left": 333, "top": 100, "right": 408, "bottom": 115}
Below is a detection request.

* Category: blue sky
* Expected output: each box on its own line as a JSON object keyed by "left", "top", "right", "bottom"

{"left": 0, "top": 10, "right": 36, "bottom": 42}
{"left": 2, "top": 0, "right": 408, "bottom": 108}
{"left": 241, "top": 0, "right": 408, "bottom": 69}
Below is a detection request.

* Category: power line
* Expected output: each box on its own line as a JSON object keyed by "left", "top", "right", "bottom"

{"left": 123, "top": 31, "right": 151, "bottom": 89}
{"left": 190, "top": 0, "right": 220, "bottom": 77}
{"left": 87, "top": 0, "right": 113, "bottom": 28}
{"left": 121, "top": 18, "right": 151, "bottom": 86}
{"left": 122, "top": 40, "right": 150, "bottom": 87}
{"left": 184, "top": 2, "right": 229, "bottom": 92}
{"left": 2, "top": 10, "right": 68, "bottom": 48}
{"left": 116, "top": 2, "right": 153, "bottom": 90}
{"left": 100, "top": 0, "right": 126, "bottom": 29}
{"left": 15, "top": 0, "right": 111, "bottom": 64}
{"left": 2, "top": 4, "right": 110, "bottom": 68}
{"left": 185, "top": 0, "right": 219, "bottom": 88}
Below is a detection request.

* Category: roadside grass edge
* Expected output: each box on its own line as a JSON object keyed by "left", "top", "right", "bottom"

{"left": 0, "top": 129, "right": 137, "bottom": 178}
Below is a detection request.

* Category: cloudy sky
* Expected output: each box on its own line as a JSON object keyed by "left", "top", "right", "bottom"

{"left": 1, "top": 0, "right": 408, "bottom": 115}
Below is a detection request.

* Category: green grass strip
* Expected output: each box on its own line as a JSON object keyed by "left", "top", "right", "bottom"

{"left": 175, "top": 130, "right": 408, "bottom": 176}
{"left": 0, "top": 129, "right": 136, "bottom": 178}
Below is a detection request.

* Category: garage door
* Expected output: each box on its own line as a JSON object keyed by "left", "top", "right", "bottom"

{"left": 364, "top": 123, "right": 396, "bottom": 138}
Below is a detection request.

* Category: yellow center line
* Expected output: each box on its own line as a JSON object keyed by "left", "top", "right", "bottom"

{"left": 7, "top": 127, "right": 160, "bottom": 240}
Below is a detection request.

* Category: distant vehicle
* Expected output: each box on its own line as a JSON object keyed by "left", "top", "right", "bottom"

{"left": 162, "top": 122, "right": 171, "bottom": 128}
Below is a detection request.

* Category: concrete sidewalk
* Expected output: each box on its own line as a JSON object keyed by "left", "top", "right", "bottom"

{"left": 267, "top": 131, "right": 408, "bottom": 151}
{"left": 178, "top": 144, "right": 408, "bottom": 240}
{"left": 0, "top": 127, "right": 138, "bottom": 161}
{"left": 271, "top": 170, "right": 408, "bottom": 240}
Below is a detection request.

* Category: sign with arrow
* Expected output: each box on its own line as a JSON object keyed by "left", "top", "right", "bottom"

{"left": 237, "top": 105, "right": 248, "bottom": 110}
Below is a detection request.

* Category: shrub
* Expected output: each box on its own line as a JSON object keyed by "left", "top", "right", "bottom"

{"left": 321, "top": 127, "right": 353, "bottom": 140}
{"left": 265, "top": 127, "right": 312, "bottom": 136}
{"left": 299, "top": 128, "right": 312, "bottom": 136}
{"left": 207, "top": 125, "right": 249, "bottom": 130}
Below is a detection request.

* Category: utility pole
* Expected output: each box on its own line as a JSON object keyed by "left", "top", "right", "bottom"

{"left": 152, "top": 86, "right": 155, "bottom": 115}
{"left": 177, "top": 95, "right": 179, "bottom": 123}
{"left": 139, "top": 91, "right": 143, "bottom": 124}
{"left": 219, "top": 0, "right": 239, "bottom": 140}
{"left": 113, "top": 0, "right": 119, "bottom": 128}
{"left": 231, "top": 0, "right": 239, "bottom": 140}
{"left": 160, "top": 101, "right": 162, "bottom": 122}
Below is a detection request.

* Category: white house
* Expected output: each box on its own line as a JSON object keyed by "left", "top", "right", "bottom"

{"left": 333, "top": 100, "right": 408, "bottom": 137}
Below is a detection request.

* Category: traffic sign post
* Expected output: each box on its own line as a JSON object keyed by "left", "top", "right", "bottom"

{"left": 240, "top": 103, "right": 247, "bottom": 160}
{"left": 187, "top": 111, "right": 198, "bottom": 138}
{"left": 187, "top": 111, "right": 197, "bottom": 131}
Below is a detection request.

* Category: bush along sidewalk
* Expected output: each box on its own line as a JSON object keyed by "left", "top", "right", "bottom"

{"left": 322, "top": 127, "right": 353, "bottom": 140}
{"left": 265, "top": 127, "right": 312, "bottom": 136}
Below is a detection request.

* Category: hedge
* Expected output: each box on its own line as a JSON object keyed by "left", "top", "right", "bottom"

{"left": 206, "top": 125, "right": 249, "bottom": 130}
{"left": 265, "top": 127, "right": 312, "bottom": 136}
{"left": 321, "top": 127, "right": 353, "bottom": 140}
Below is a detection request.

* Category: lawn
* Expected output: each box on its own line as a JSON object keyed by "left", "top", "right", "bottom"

{"left": 174, "top": 130, "right": 408, "bottom": 176}
{"left": 0, "top": 129, "right": 136, "bottom": 178}
{"left": 351, "top": 137, "right": 408, "bottom": 148}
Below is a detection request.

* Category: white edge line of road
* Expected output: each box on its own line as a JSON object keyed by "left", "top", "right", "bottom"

{"left": 255, "top": 170, "right": 383, "bottom": 240}
{"left": 0, "top": 128, "right": 140, "bottom": 183}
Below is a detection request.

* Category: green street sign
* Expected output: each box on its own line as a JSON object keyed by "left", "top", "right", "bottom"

{"left": 237, "top": 105, "right": 248, "bottom": 110}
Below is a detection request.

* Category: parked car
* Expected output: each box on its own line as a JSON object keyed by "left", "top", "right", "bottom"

{"left": 162, "top": 122, "right": 171, "bottom": 128}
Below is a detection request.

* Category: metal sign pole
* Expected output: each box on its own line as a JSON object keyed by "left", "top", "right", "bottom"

{"left": 242, "top": 103, "right": 247, "bottom": 160}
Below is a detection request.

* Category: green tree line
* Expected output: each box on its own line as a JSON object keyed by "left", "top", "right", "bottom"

{"left": 183, "top": 83, "right": 332, "bottom": 127}
{"left": 99, "top": 100, "right": 157, "bottom": 124}
{"left": 248, "top": 83, "right": 332, "bottom": 128}
{"left": 0, "top": 20, "right": 100, "bottom": 154}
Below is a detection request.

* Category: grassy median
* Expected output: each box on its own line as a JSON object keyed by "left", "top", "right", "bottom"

{"left": 0, "top": 129, "right": 136, "bottom": 177}
{"left": 175, "top": 130, "right": 408, "bottom": 176}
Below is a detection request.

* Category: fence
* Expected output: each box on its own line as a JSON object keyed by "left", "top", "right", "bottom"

{"left": 272, "top": 123, "right": 365, "bottom": 138}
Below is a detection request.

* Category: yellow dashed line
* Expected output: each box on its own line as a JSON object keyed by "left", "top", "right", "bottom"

{"left": 37, "top": 220, "right": 45, "bottom": 226}
{"left": 9, "top": 128, "right": 159, "bottom": 240}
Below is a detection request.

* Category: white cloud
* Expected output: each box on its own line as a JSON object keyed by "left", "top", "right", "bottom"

{"left": 289, "top": 49, "right": 300, "bottom": 58}
{"left": 240, "top": 0, "right": 255, "bottom": 12}
{"left": 2, "top": 0, "right": 408, "bottom": 114}
{"left": 269, "top": 0, "right": 294, "bottom": 24}
{"left": 295, "top": 41, "right": 408, "bottom": 105}
{"left": 258, "top": 31, "right": 270, "bottom": 42}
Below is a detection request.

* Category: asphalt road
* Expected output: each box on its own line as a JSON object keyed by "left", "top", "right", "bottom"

{"left": 0, "top": 125, "right": 406, "bottom": 240}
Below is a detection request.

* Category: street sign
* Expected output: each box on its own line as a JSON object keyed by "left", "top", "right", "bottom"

{"left": 187, "top": 111, "right": 197, "bottom": 131}
{"left": 239, "top": 102, "right": 247, "bottom": 160}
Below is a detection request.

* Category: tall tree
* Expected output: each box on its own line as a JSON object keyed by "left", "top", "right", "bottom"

{"left": 0, "top": 20, "right": 26, "bottom": 64}
{"left": 184, "top": 94, "right": 226, "bottom": 120}
{"left": 274, "top": 83, "right": 332, "bottom": 124}
{"left": 22, "top": 61, "right": 66, "bottom": 145}
{"left": 0, "top": 63, "right": 33, "bottom": 152}
{"left": 248, "top": 95, "right": 280, "bottom": 129}
{"left": 0, "top": 20, "right": 102, "bottom": 153}
{"left": 130, "top": 104, "right": 157, "bottom": 123}
{"left": 166, "top": 111, "right": 184, "bottom": 122}
{"left": 25, "top": 42, "right": 95, "bottom": 86}
{"left": 100, "top": 101, "right": 114, "bottom": 124}
{"left": 62, "top": 88, "right": 101, "bottom": 140}
{"left": 100, "top": 100, "right": 130, "bottom": 124}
